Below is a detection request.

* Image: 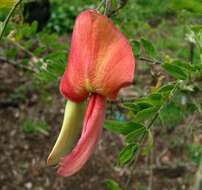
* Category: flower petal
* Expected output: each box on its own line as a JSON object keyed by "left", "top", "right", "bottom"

{"left": 47, "top": 100, "right": 86, "bottom": 166}
{"left": 60, "top": 10, "right": 135, "bottom": 102}
{"left": 57, "top": 94, "right": 105, "bottom": 177}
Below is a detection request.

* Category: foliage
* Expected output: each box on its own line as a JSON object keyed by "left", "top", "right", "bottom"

{"left": 45, "top": 0, "right": 94, "bottom": 34}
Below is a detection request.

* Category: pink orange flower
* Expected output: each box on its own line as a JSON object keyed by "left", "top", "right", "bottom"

{"left": 47, "top": 10, "right": 135, "bottom": 177}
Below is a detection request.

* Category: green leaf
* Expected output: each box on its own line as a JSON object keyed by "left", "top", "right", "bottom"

{"left": 191, "top": 25, "right": 202, "bottom": 33}
{"left": 131, "top": 40, "right": 140, "bottom": 56}
{"left": 33, "top": 47, "right": 46, "bottom": 56}
{"left": 162, "top": 63, "right": 188, "bottom": 80}
{"left": 119, "top": 144, "right": 138, "bottom": 165}
{"left": 141, "top": 38, "right": 156, "bottom": 58}
{"left": 158, "top": 84, "right": 175, "bottom": 93}
{"left": 158, "top": 83, "right": 175, "bottom": 98}
{"left": 104, "top": 179, "right": 123, "bottom": 190}
{"left": 123, "top": 102, "right": 153, "bottom": 113}
{"left": 16, "top": 23, "right": 35, "bottom": 40}
{"left": 104, "top": 120, "right": 144, "bottom": 135}
{"left": 135, "top": 93, "right": 163, "bottom": 107}
{"left": 20, "top": 58, "right": 29, "bottom": 66}
{"left": 126, "top": 126, "right": 146, "bottom": 143}
{"left": 35, "top": 51, "right": 66, "bottom": 83}
{"left": 148, "top": 93, "right": 163, "bottom": 105}
{"left": 35, "top": 70, "right": 56, "bottom": 82}
{"left": 39, "top": 33, "right": 59, "bottom": 47}
{"left": 134, "top": 106, "right": 159, "bottom": 122}
{"left": 172, "top": 60, "right": 193, "bottom": 71}
{"left": 44, "top": 51, "right": 66, "bottom": 63}
{"left": 47, "top": 61, "right": 66, "bottom": 76}
{"left": 124, "top": 94, "right": 162, "bottom": 115}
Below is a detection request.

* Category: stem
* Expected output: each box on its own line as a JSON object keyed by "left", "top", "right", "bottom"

{"left": 147, "top": 148, "right": 153, "bottom": 190}
{"left": 96, "top": 0, "right": 105, "bottom": 11}
{"left": 189, "top": 42, "right": 195, "bottom": 64}
{"left": 12, "top": 40, "right": 35, "bottom": 57}
{"left": 139, "top": 57, "right": 162, "bottom": 65}
{"left": 98, "top": 0, "right": 128, "bottom": 17}
{"left": 108, "top": 0, "right": 128, "bottom": 17}
{"left": 0, "top": 0, "right": 23, "bottom": 41}
{"left": 104, "top": 0, "right": 111, "bottom": 16}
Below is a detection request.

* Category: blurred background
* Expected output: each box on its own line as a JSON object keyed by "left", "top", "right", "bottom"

{"left": 0, "top": 0, "right": 202, "bottom": 189}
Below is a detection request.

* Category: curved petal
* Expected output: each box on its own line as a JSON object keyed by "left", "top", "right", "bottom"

{"left": 47, "top": 100, "right": 86, "bottom": 166}
{"left": 57, "top": 94, "right": 105, "bottom": 177}
{"left": 60, "top": 10, "right": 135, "bottom": 102}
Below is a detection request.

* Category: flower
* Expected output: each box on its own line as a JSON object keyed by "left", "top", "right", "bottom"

{"left": 47, "top": 10, "right": 135, "bottom": 177}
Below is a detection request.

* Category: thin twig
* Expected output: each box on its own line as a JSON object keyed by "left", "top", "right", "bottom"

{"left": 104, "top": 0, "right": 111, "bottom": 16}
{"left": 108, "top": 0, "right": 128, "bottom": 17}
{"left": 96, "top": 0, "right": 105, "bottom": 11}
{"left": 189, "top": 42, "right": 195, "bottom": 64}
{"left": 0, "top": 0, "right": 23, "bottom": 40}
{"left": 139, "top": 57, "right": 162, "bottom": 65}
{"left": 148, "top": 141, "right": 154, "bottom": 190}
{"left": 12, "top": 40, "right": 35, "bottom": 57}
{"left": 97, "top": 0, "right": 128, "bottom": 17}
